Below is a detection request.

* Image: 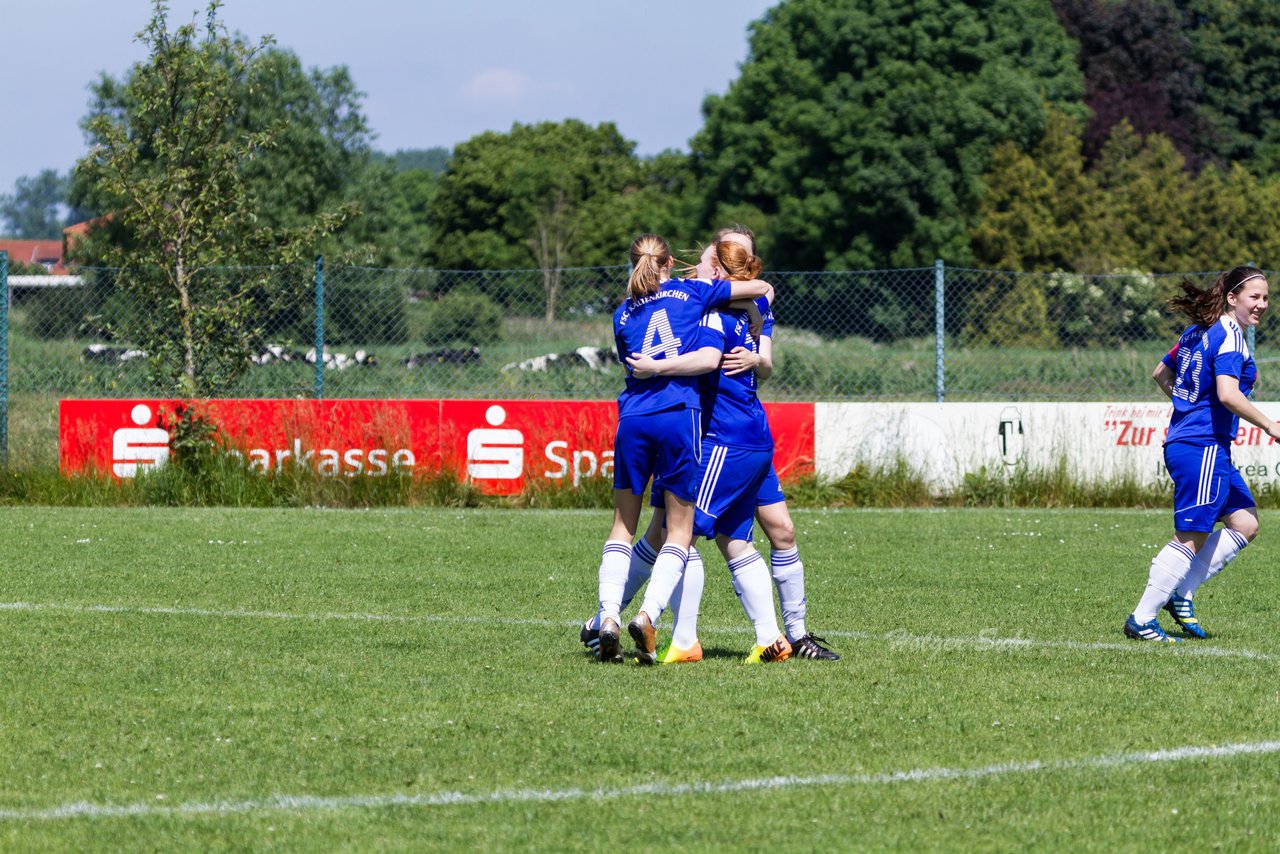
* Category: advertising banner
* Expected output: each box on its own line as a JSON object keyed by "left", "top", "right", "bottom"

{"left": 815, "top": 401, "right": 1280, "bottom": 493}
{"left": 59, "top": 399, "right": 817, "bottom": 495}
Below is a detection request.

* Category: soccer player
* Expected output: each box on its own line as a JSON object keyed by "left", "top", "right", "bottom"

{"left": 595, "top": 234, "right": 773, "bottom": 665}
{"left": 583, "top": 229, "right": 839, "bottom": 662}
{"left": 627, "top": 235, "right": 791, "bottom": 665}
{"left": 1124, "top": 266, "right": 1280, "bottom": 642}
{"left": 714, "top": 228, "right": 840, "bottom": 661}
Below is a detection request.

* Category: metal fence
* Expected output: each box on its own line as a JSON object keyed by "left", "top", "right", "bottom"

{"left": 0, "top": 253, "right": 1262, "bottom": 465}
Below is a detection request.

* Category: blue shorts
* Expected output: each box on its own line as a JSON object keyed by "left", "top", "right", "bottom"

{"left": 756, "top": 465, "right": 785, "bottom": 506}
{"left": 690, "top": 443, "right": 773, "bottom": 541}
{"left": 1165, "top": 442, "right": 1255, "bottom": 533}
{"left": 652, "top": 459, "right": 785, "bottom": 515}
{"left": 612, "top": 407, "right": 702, "bottom": 502}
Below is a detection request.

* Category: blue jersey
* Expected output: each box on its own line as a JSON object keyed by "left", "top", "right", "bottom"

{"left": 613, "top": 277, "right": 731, "bottom": 418}
{"left": 1161, "top": 316, "right": 1256, "bottom": 447}
{"left": 700, "top": 296, "right": 773, "bottom": 451}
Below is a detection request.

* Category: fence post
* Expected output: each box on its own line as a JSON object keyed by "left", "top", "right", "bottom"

{"left": 0, "top": 250, "right": 7, "bottom": 466}
{"left": 934, "top": 259, "right": 945, "bottom": 403}
{"left": 314, "top": 254, "right": 325, "bottom": 399}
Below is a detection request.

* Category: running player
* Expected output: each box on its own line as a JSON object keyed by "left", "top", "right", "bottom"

{"left": 1124, "top": 266, "right": 1280, "bottom": 641}
{"left": 595, "top": 234, "right": 773, "bottom": 665}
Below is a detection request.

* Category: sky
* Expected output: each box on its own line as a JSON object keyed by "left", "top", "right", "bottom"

{"left": 1, "top": 0, "right": 778, "bottom": 195}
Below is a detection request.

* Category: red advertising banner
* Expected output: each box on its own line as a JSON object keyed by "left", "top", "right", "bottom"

{"left": 59, "top": 399, "right": 816, "bottom": 495}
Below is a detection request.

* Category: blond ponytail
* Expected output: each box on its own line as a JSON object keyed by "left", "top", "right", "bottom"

{"left": 627, "top": 234, "right": 672, "bottom": 298}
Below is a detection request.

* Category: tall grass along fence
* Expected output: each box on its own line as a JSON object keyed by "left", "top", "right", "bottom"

{"left": 0, "top": 252, "right": 1263, "bottom": 468}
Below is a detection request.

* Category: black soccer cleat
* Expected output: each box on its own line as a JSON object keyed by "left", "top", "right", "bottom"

{"left": 598, "top": 617, "right": 624, "bottom": 663}
{"left": 791, "top": 633, "right": 841, "bottom": 661}
{"left": 580, "top": 621, "right": 601, "bottom": 653}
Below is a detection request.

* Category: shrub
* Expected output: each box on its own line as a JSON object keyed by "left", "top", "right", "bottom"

{"left": 420, "top": 288, "right": 504, "bottom": 347}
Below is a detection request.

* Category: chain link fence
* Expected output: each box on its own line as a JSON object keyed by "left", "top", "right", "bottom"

{"left": 0, "top": 255, "right": 1265, "bottom": 466}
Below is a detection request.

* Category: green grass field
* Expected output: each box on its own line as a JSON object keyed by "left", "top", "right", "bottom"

{"left": 2, "top": 507, "right": 1279, "bottom": 851}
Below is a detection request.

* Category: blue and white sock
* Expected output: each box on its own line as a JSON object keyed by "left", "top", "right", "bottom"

{"left": 638, "top": 544, "right": 689, "bottom": 624}
{"left": 771, "top": 546, "right": 807, "bottom": 642}
{"left": 595, "top": 540, "right": 632, "bottom": 626}
{"left": 619, "top": 537, "right": 658, "bottom": 614}
{"left": 1177, "top": 528, "right": 1248, "bottom": 599}
{"left": 588, "top": 537, "right": 657, "bottom": 632}
{"left": 730, "top": 548, "right": 781, "bottom": 646}
{"left": 1133, "top": 540, "right": 1195, "bottom": 623}
{"left": 668, "top": 547, "right": 704, "bottom": 650}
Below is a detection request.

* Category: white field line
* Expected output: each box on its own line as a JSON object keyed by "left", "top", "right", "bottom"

{"left": 1, "top": 739, "right": 1278, "bottom": 823}
{"left": 0, "top": 600, "right": 1274, "bottom": 661}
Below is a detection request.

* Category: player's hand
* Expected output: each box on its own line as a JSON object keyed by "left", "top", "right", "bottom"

{"left": 1265, "top": 420, "right": 1280, "bottom": 442}
{"left": 722, "top": 346, "right": 760, "bottom": 376}
{"left": 627, "top": 352, "right": 659, "bottom": 379}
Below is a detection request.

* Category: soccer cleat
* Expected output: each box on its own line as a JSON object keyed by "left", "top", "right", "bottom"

{"left": 791, "top": 633, "right": 841, "bottom": 661}
{"left": 598, "top": 617, "right": 624, "bottom": 663}
{"left": 1163, "top": 595, "right": 1208, "bottom": 639}
{"left": 659, "top": 640, "right": 703, "bottom": 664}
{"left": 1122, "top": 614, "right": 1180, "bottom": 643}
{"left": 744, "top": 635, "right": 792, "bottom": 664}
{"left": 580, "top": 621, "right": 601, "bottom": 653}
{"left": 628, "top": 611, "right": 657, "bottom": 666}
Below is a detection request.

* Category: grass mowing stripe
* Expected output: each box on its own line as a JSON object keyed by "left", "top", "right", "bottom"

{"left": 2, "top": 600, "right": 1274, "bottom": 661}
{"left": 4, "top": 739, "right": 1278, "bottom": 823}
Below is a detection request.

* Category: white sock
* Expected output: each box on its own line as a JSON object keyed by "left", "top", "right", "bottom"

{"left": 1177, "top": 528, "right": 1248, "bottom": 599}
{"left": 595, "top": 540, "right": 632, "bottom": 625}
{"left": 638, "top": 544, "right": 689, "bottom": 624}
{"left": 620, "top": 537, "right": 658, "bottom": 614}
{"left": 771, "top": 546, "right": 807, "bottom": 642}
{"left": 1133, "top": 540, "right": 1196, "bottom": 623}
{"left": 730, "top": 548, "right": 781, "bottom": 646}
{"left": 668, "top": 547, "right": 704, "bottom": 650}
{"left": 588, "top": 537, "right": 657, "bottom": 631}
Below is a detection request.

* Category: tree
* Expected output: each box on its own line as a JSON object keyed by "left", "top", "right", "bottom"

{"left": 972, "top": 108, "right": 1098, "bottom": 271}
{"left": 382, "top": 147, "right": 451, "bottom": 174}
{"left": 1184, "top": 164, "right": 1280, "bottom": 269}
{"left": 971, "top": 112, "right": 1280, "bottom": 274}
{"left": 74, "top": 0, "right": 355, "bottom": 394}
{"left": 235, "top": 48, "right": 371, "bottom": 231}
{"left": 1052, "top": 0, "right": 1208, "bottom": 167}
{"left": 74, "top": 38, "right": 374, "bottom": 252}
{"left": 1089, "top": 123, "right": 1195, "bottom": 269}
{"left": 428, "top": 120, "right": 650, "bottom": 320}
{"left": 0, "top": 170, "right": 74, "bottom": 238}
{"left": 691, "top": 0, "right": 1084, "bottom": 276}
{"left": 1184, "top": 1, "right": 1280, "bottom": 176}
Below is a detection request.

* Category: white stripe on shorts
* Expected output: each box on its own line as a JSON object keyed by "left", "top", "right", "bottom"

{"left": 1197, "top": 446, "right": 1213, "bottom": 506}
{"left": 691, "top": 410, "right": 702, "bottom": 464}
{"left": 696, "top": 444, "right": 729, "bottom": 514}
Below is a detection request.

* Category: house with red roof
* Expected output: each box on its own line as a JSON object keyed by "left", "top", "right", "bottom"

{"left": 0, "top": 238, "right": 66, "bottom": 273}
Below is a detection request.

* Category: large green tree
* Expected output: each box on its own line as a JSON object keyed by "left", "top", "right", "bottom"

{"left": 74, "top": 1, "right": 355, "bottom": 394}
{"left": 235, "top": 48, "right": 371, "bottom": 231}
{"left": 1184, "top": 0, "right": 1280, "bottom": 176}
{"left": 972, "top": 109, "right": 1098, "bottom": 271}
{"left": 973, "top": 115, "right": 1280, "bottom": 272}
{"left": 1052, "top": 0, "right": 1208, "bottom": 166}
{"left": 691, "top": 0, "right": 1084, "bottom": 273}
{"left": 427, "top": 120, "right": 664, "bottom": 320}
{"left": 72, "top": 19, "right": 375, "bottom": 263}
